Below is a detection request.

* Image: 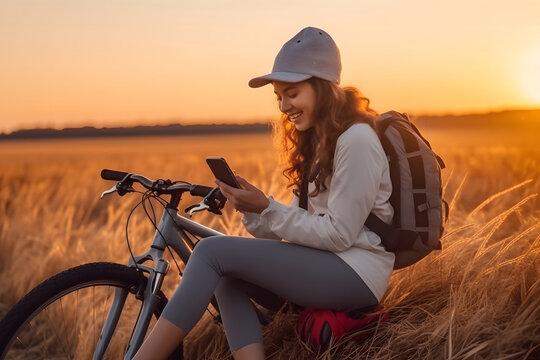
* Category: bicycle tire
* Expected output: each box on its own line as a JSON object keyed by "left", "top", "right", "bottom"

{"left": 0, "top": 262, "right": 182, "bottom": 360}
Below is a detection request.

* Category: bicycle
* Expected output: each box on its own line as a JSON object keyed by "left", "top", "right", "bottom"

{"left": 0, "top": 169, "right": 238, "bottom": 360}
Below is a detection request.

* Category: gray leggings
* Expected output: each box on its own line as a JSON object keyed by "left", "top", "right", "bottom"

{"left": 161, "top": 235, "right": 378, "bottom": 352}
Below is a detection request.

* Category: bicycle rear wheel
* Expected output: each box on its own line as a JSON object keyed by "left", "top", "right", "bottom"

{"left": 0, "top": 262, "right": 181, "bottom": 360}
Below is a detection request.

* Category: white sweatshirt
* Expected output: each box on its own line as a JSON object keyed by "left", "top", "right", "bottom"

{"left": 241, "top": 123, "right": 394, "bottom": 301}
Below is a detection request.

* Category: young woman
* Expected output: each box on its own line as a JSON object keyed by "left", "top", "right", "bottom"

{"left": 133, "top": 26, "right": 394, "bottom": 360}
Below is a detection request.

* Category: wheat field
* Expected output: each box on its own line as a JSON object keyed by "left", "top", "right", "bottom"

{"left": 0, "top": 127, "right": 539, "bottom": 359}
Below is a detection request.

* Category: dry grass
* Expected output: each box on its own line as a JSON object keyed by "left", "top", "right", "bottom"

{"left": 0, "top": 128, "right": 539, "bottom": 359}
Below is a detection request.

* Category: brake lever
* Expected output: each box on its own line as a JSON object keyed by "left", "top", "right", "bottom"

{"left": 184, "top": 187, "right": 225, "bottom": 217}
{"left": 185, "top": 202, "right": 210, "bottom": 217}
{"left": 100, "top": 182, "right": 135, "bottom": 199}
{"left": 100, "top": 185, "right": 118, "bottom": 199}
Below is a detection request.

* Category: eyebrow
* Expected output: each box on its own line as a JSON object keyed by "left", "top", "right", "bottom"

{"left": 274, "top": 86, "right": 297, "bottom": 95}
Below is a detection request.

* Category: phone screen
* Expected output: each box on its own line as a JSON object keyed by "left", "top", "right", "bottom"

{"left": 206, "top": 157, "right": 241, "bottom": 188}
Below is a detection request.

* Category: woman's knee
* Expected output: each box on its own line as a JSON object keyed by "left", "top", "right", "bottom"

{"left": 191, "top": 235, "right": 230, "bottom": 257}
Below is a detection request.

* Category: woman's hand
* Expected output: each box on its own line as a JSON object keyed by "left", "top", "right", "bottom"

{"left": 215, "top": 175, "right": 270, "bottom": 214}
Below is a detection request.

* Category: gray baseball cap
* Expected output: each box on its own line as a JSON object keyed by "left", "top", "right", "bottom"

{"left": 249, "top": 27, "right": 341, "bottom": 88}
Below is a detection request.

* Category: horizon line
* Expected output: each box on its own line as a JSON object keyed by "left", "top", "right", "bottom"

{"left": 2, "top": 106, "right": 540, "bottom": 136}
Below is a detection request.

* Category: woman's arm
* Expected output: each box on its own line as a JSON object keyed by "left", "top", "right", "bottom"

{"left": 257, "top": 125, "right": 388, "bottom": 252}
{"left": 216, "top": 125, "right": 388, "bottom": 251}
{"left": 218, "top": 175, "right": 299, "bottom": 240}
{"left": 240, "top": 193, "right": 300, "bottom": 240}
{"left": 241, "top": 187, "right": 300, "bottom": 240}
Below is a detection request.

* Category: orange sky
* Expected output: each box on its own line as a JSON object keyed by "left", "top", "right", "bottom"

{"left": 1, "top": 0, "right": 540, "bottom": 133}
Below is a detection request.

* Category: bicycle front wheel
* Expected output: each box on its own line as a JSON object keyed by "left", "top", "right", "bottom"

{"left": 0, "top": 262, "right": 174, "bottom": 360}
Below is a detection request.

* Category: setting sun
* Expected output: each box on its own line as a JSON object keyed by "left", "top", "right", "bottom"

{"left": 520, "top": 46, "right": 540, "bottom": 103}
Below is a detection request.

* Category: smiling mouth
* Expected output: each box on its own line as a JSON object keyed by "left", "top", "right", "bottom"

{"left": 288, "top": 112, "right": 302, "bottom": 121}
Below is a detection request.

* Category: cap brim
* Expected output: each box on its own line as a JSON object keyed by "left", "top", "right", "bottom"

{"left": 248, "top": 72, "right": 312, "bottom": 88}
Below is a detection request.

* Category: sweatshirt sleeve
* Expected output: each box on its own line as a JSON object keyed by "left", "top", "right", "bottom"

{"left": 241, "top": 210, "right": 281, "bottom": 240}
{"left": 240, "top": 192, "right": 299, "bottom": 240}
{"left": 258, "top": 125, "right": 386, "bottom": 252}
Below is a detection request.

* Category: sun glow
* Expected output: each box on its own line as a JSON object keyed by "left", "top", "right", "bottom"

{"left": 520, "top": 46, "right": 540, "bottom": 103}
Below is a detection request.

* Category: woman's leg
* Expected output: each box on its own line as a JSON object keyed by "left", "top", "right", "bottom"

{"left": 213, "top": 276, "right": 283, "bottom": 355}
{"left": 206, "top": 237, "right": 378, "bottom": 353}
{"left": 135, "top": 235, "right": 378, "bottom": 358}
{"left": 131, "top": 318, "right": 186, "bottom": 360}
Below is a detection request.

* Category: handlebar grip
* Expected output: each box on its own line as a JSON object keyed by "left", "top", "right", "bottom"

{"left": 190, "top": 185, "right": 214, "bottom": 197}
{"left": 101, "top": 169, "right": 129, "bottom": 181}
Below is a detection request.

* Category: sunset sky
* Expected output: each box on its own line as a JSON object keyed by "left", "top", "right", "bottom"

{"left": 1, "top": 0, "right": 540, "bottom": 133}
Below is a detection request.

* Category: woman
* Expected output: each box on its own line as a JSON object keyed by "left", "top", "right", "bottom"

{"left": 133, "top": 26, "right": 394, "bottom": 360}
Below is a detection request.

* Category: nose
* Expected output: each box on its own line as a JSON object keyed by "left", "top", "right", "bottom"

{"left": 279, "top": 98, "right": 291, "bottom": 114}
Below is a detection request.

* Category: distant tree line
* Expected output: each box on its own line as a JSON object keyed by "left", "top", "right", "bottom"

{"left": 0, "top": 123, "right": 272, "bottom": 140}
{"left": 412, "top": 109, "right": 540, "bottom": 130}
{"left": 1, "top": 109, "right": 539, "bottom": 140}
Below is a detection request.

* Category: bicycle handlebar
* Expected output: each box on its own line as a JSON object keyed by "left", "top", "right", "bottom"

{"left": 100, "top": 169, "right": 226, "bottom": 215}
{"left": 101, "top": 168, "right": 214, "bottom": 196}
{"left": 101, "top": 169, "right": 129, "bottom": 181}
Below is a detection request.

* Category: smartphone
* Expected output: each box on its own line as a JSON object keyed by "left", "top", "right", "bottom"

{"left": 206, "top": 157, "right": 241, "bottom": 188}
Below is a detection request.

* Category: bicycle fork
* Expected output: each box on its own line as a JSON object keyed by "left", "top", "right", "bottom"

{"left": 93, "top": 258, "right": 170, "bottom": 360}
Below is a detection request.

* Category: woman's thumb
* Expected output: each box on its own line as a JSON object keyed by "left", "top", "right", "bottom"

{"left": 235, "top": 175, "right": 252, "bottom": 189}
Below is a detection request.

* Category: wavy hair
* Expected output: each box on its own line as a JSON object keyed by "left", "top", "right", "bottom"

{"left": 272, "top": 77, "right": 378, "bottom": 197}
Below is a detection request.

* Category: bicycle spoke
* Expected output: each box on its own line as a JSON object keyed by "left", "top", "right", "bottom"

{"left": 58, "top": 296, "right": 73, "bottom": 359}
{"left": 25, "top": 308, "right": 59, "bottom": 359}
{"left": 99, "top": 286, "right": 109, "bottom": 332}
{"left": 13, "top": 332, "right": 33, "bottom": 357}
{"left": 95, "top": 285, "right": 115, "bottom": 357}
{"left": 75, "top": 290, "right": 79, "bottom": 347}
{"left": 93, "top": 285, "right": 96, "bottom": 353}
{"left": 32, "top": 311, "right": 56, "bottom": 359}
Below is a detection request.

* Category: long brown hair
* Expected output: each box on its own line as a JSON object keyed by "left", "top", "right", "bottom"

{"left": 272, "top": 77, "right": 378, "bottom": 197}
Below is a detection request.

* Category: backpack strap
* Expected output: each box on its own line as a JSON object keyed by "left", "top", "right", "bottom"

{"left": 298, "top": 162, "right": 320, "bottom": 211}
{"left": 364, "top": 214, "right": 396, "bottom": 249}
{"left": 297, "top": 162, "right": 416, "bottom": 253}
{"left": 299, "top": 173, "right": 309, "bottom": 210}
{"left": 365, "top": 214, "right": 418, "bottom": 252}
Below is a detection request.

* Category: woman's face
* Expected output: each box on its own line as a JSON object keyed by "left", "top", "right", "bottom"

{"left": 273, "top": 81, "right": 317, "bottom": 131}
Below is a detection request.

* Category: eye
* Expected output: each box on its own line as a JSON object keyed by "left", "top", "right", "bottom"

{"left": 287, "top": 92, "right": 298, "bottom": 99}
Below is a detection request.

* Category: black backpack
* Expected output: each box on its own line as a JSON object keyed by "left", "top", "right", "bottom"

{"left": 299, "top": 111, "right": 448, "bottom": 269}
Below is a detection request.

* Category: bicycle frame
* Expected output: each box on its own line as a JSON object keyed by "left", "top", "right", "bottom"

{"left": 95, "top": 203, "right": 224, "bottom": 360}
